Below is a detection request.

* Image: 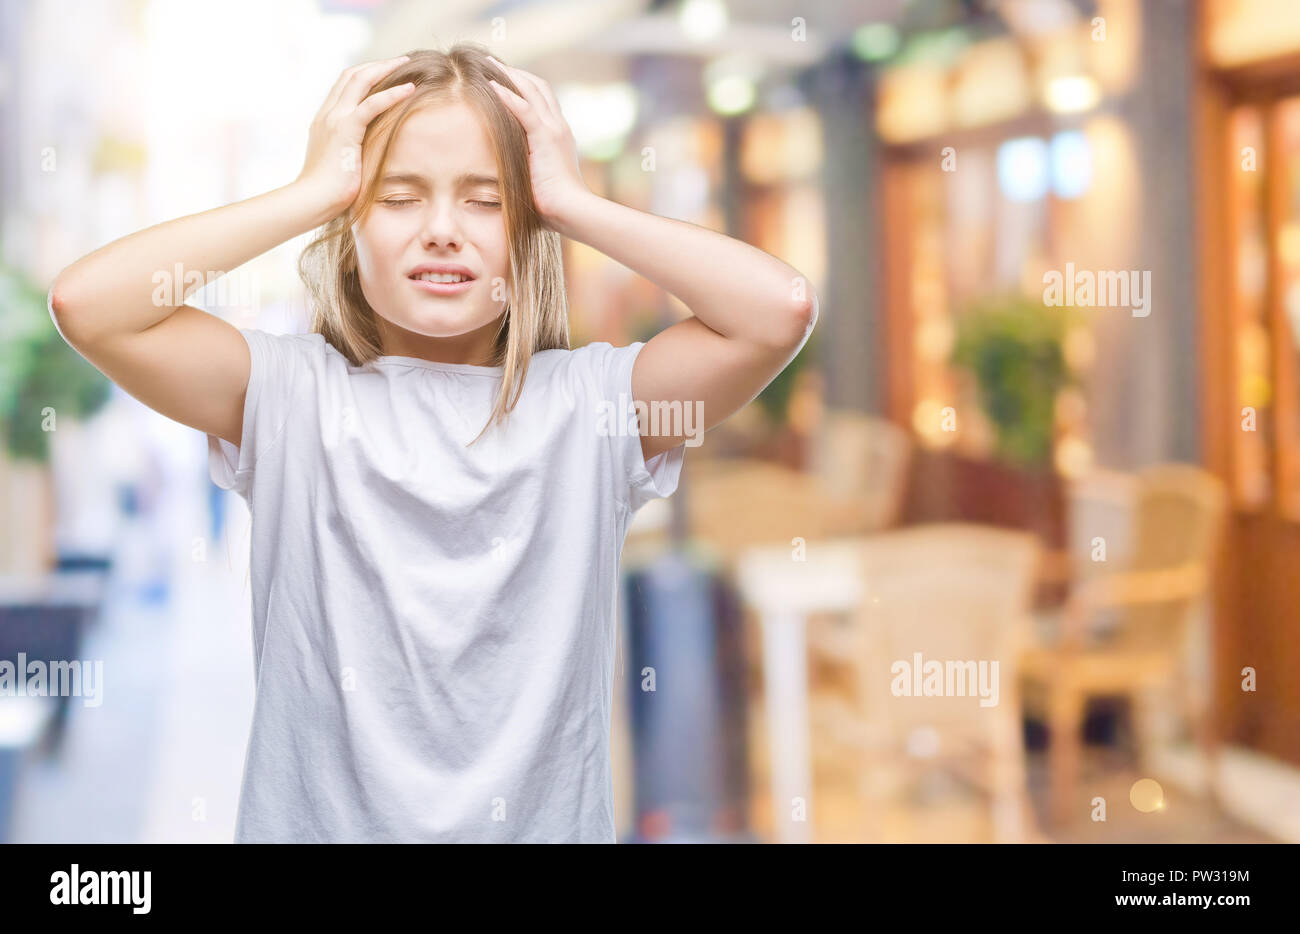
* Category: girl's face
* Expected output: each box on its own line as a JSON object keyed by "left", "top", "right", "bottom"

{"left": 353, "top": 100, "right": 510, "bottom": 363}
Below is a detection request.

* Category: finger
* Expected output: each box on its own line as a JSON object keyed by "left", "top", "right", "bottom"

{"left": 488, "top": 79, "right": 544, "bottom": 133}
{"left": 487, "top": 57, "right": 559, "bottom": 125}
{"left": 506, "top": 72, "right": 557, "bottom": 130}
{"left": 321, "top": 67, "right": 360, "bottom": 115}
{"left": 513, "top": 71, "right": 560, "bottom": 126}
{"left": 338, "top": 57, "right": 411, "bottom": 110}
{"left": 335, "top": 56, "right": 412, "bottom": 113}
{"left": 485, "top": 58, "right": 537, "bottom": 106}
{"left": 353, "top": 81, "right": 416, "bottom": 124}
{"left": 488, "top": 78, "right": 534, "bottom": 124}
{"left": 322, "top": 59, "right": 405, "bottom": 120}
{"left": 324, "top": 56, "right": 408, "bottom": 114}
{"left": 529, "top": 76, "right": 563, "bottom": 126}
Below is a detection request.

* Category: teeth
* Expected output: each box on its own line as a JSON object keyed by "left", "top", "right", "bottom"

{"left": 415, "top": 272, "right": 470, "bottom": 283}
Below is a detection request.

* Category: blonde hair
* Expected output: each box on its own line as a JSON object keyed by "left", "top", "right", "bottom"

{"left": 298, "top": 43, "right": 570, "bottom": 444}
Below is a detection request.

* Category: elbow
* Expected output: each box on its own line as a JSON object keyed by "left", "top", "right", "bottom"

{"left": 775, "top": 287, "right": 817, "bottom": 351}
{"left": 47, "top": 278, "right": 67, "bottom": 320}
{"left": 47, "top": 275, "right": 86, "bottom": 347}
{"left": 47, "top": 271, "right": 77, "bottom": 320}
{"left": 795, "top": 289, "right": 818, "bottom": 339}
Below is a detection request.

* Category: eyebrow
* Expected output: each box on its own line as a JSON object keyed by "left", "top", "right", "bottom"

{"left": 379, "top": 172, "right": 499, "bottom": 189}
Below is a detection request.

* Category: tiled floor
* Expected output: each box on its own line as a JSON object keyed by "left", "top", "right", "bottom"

{"left": 745, "top": 744, "right": 1280, "bottom": 844}
{"left": 10, "top": 489, "right": 254, "bottom": 843}
{"left": 6, "top": 486, "right": 1289, "bottom": 844}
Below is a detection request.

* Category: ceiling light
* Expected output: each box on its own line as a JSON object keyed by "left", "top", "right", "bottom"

{"left": 679, "top": 0, "right": 728, "bottom": 43}
{"left": 1044, "top": 74, "right": 1100, "bottom": 114}
{"left": 851, "top": 22, "right": 900, "bottom": 62}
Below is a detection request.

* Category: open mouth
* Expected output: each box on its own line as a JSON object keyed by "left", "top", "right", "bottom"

{"left": 408, "top": 270, "right": 476, "bottom": 294}
{"left": 410, "top": 271, "right": 473, "bottom": 284}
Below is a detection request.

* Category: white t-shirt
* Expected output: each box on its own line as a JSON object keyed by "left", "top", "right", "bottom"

{"left": 207, "top": 327, "right": 685, "bottom": 842}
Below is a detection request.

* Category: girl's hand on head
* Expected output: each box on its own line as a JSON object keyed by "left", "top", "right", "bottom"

{"left": 486, "top": 57, "right": 592, "bottom": 231}
{"left": 294, "top": 56, "right": 417, "bottom": 220}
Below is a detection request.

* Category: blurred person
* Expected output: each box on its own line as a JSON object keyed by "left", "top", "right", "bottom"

{"left": 48, "top": 401, "right": 123, "bottom": 571}
{"left": 112, "top": 398, "right": 171, "bottom": 603}
{"left": 45, "top": 43, "right": 816, "bottom": 843}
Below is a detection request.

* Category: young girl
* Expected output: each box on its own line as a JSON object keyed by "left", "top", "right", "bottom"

{"left": 48, "top": 44, "right": 817, "bottom": 843}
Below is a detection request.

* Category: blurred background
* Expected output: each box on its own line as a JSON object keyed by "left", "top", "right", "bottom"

{"left": 1, "top": 0, "right": 1297, "bottom": 844}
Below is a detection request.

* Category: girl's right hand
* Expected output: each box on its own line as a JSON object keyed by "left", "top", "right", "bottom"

{"left": 294, "top": 56, "right": 417, "bottom": 220}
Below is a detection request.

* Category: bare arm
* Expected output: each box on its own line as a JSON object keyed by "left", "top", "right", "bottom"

{"left": 551, "top": 195, "right": 816, "bottom": 460}
{"left": 49, "top": 183, "right": 337, "bottom": 446}
{"left": 48, "top": 56, "right": 417, "bottom": 446}
{"left": 486, "top": 59, "right": 816, "bottom": 461}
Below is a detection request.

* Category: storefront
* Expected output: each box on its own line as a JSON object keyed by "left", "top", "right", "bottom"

{"left": 873, "top": 0, "right": 1142, "bottom": 551}
{"left": 1198, "top": 0, "right": 1300, "bottom": 768}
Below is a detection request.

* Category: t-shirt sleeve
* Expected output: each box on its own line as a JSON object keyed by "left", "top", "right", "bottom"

{"left": 206, "top": 327, "right": 304, "bottom": 497}
{"left": 579, "top": 340, "right": 688, "bottom": 515}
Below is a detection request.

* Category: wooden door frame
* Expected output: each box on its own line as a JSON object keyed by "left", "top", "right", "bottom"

{"left": 1195, "top": 5, "right": 1300, "bottom": 766}
{"left": 1196, "top": 32, "right": 1300, "bottom": 517}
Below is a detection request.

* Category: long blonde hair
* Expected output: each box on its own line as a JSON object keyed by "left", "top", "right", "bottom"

{"left": 298, "top": 43, "right": 570, "bottom": 444}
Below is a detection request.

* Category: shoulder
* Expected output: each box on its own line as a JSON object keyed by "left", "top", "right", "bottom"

{"left": 236, "top": 328, "right": 343, "bottom": 379}
{"left": 239, "top": 327, "right": 330, "bottom": 356}
{"left": 538, "top": 341, "right": 645, "bottom": 396}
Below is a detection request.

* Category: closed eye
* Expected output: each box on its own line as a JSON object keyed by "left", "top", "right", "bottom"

{"left": 380, "top": 198, "right": 499, "bottom": 208}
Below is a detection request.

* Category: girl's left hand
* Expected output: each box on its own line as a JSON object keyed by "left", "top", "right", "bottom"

{"left": 486, "top": 56, "right": 591, "bottom": 231}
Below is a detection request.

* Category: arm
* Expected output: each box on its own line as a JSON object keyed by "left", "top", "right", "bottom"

{"left": 48, "top": 56, "right": 417, "bottom": 446}
{"left": 487, "top": 59, "right": 817, "bottom": 462}
{"left": 49, "top": 183, "right": 333, "bottom": 446}
{"left": 551, "top": 196, "right": 816, "bottom": 459}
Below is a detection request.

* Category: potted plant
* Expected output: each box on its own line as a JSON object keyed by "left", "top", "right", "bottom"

{"left": 750, "top": 326, "right": 820, "bottom": 469}
{"left": 945, "top": 292, "right": 1077, "bottom": 545}
{"left": 0, "top": 265, "right": 113, "bottom": 573}
{"left": 951, "top": 293, "right": 1074, "bottom": 466}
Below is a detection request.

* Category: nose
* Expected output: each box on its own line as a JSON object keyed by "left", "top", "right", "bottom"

{"left": 418, "top": 196, "right": 463, "bottom": 250}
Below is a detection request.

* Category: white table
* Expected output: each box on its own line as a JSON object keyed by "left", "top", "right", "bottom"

{"left": 734, "top": 539, "right": 866, "bottom": 844}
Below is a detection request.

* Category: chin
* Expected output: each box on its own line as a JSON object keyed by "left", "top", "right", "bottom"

{"left": 398, "top": 308, "right": 496, "bottom": 339}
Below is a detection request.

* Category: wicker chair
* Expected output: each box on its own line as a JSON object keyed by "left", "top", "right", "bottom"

{"left": 807, "top": 523, "right": 1042, "bottom": 842}
{"left": 1020, "top": 463, "right": 1227, "bottom": 825}
{"left": 808, "top": 411, "right": 913, "bottom": 533}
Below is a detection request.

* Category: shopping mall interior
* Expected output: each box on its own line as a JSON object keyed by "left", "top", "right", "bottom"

{"left": 1, "top": 0, "right": 1298, "bottom": 843}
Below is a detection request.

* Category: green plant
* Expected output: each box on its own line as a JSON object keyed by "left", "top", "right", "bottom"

{"left": 629, "top": 311, "right": 816, "bottom": 426}
{"left": 950, "top": 293, "right": 1074, "bottom": 468}
{"left": 0, "top": 265, "right": 113, "bottom": 462}
{"left": 755, "top": 325, "right": 818, "bottom": 425}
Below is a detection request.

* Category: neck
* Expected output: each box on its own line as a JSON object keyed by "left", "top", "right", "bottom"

{"left": 376, "top": 316, "right": 502, "bottom": 366}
